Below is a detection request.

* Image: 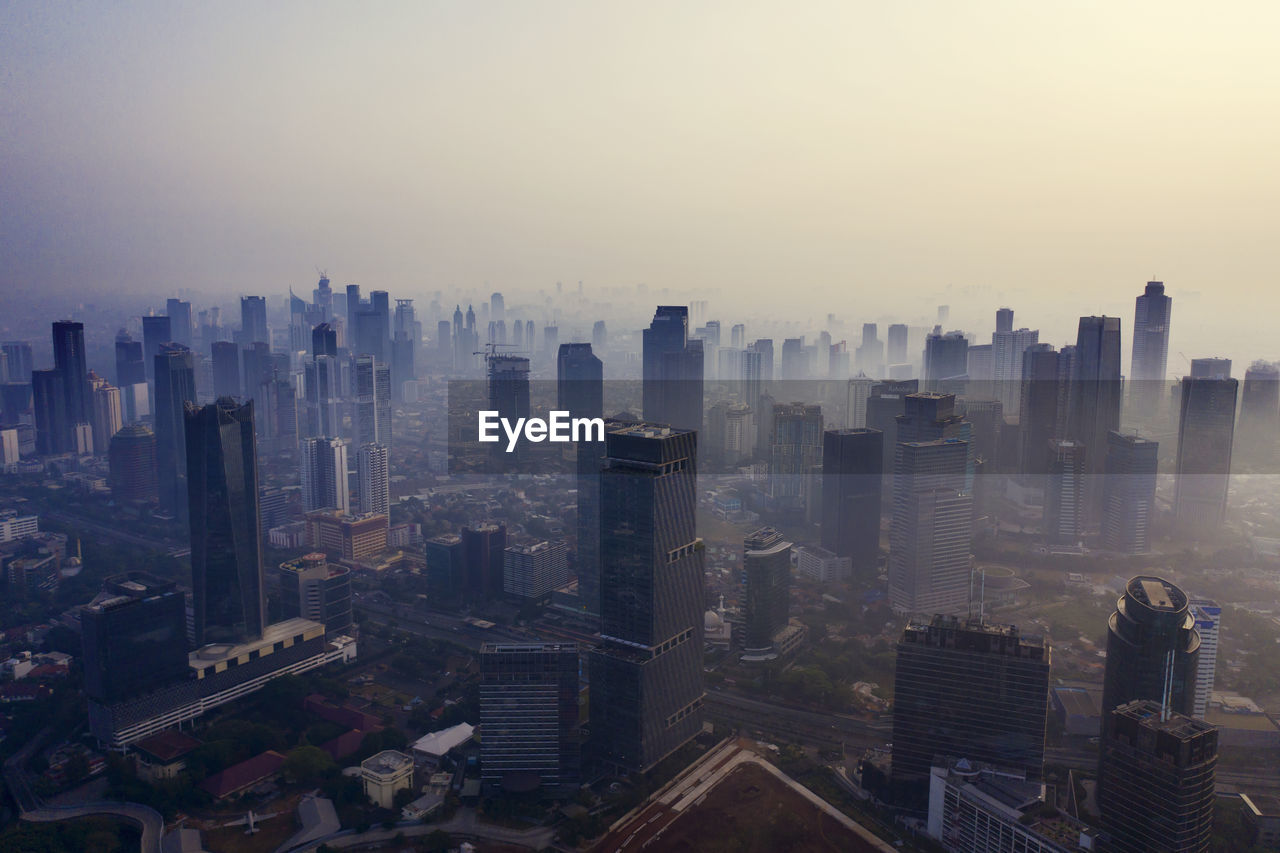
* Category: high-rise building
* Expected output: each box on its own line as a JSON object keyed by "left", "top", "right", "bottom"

{"left": 240, "top": 295, "right": 269, "bottom": 345}
{"left": 896, "top": 392, "right": 973, "bottom": 490}
{"left": 923, "top": 330, "right": 968, "bottom": 386}
{"left": 353, "top": 355, "right": 383, "bottom": 448}
{"left": 31, "top": 369, "right": 67, "bottom": 455}
{"left": 141, "top": 314, "right": 172, "bottom": 384}
{"left": 52, "top": 321, "right": 89, "bottom": 440}
{"left": 592, "top": 320, "right": 607, "bottom": 352}
{"left": 1017, "top": 344, "right": 1062, "bottom": 476}
{"left": 1237, "top": 360, "right": 1279, "bottom": 466}
{"left": 114, "top": 332, "right": 145, "bottom": 388}
{"left": 992, "top": 321, "right": 1038, "bottom": 415}
{"left": 846, "top": 375, "right": 873, "bottom": 429}
{"left": 278, "top": 552, "right": 352, "bottom": 636}
{"left": 90, "top": 375, "right": 122, "bottom": 454}
{"left": 1101, "top": 431, "right": 1159, "bottom": 554}
{"left": 886, "top": 323, "right": 908, "bottom": 367}
{"left": 856, "top": 323, "right": 884, "bottom": 377}
{"left": 503, "top": 540, "right": 570, "bottom": 600}
{"left": 303, "top": 324, "right": 342, "bottom": 439}
{"left": 166, "top": 298, "right": 193, "bottom": 348}
{"left": 821, "top": 428, "right": 883, "bottom": 575}
{"left": 890, "top": 616, "right": 1050, "bottom": 811}
{"left": 462, "top": 523, "right": 507, "bottom": 600}
{"left": 749, "top": 338, "right": 774, "bottom": 383}
{"left": 108, "top": 424, "right": 158, "bottom": 503}
{"left": 425, "top": 533, "right": 465, "bottom": 601}
{"left": 1067, "top": 316, "right": 1122, "bottom": 481}
{"left": 1101, "top": 576, "right": 1200, "bottom": 725}
{"left": 357, "top": 443, "right": 389, "bottom": 516}
{"left": 589, "top": 424, "right": 704, "bottom": 773}
{"left": 1098, "top": 700, "right": 1216, "bottom": 853}
{"left": 300, "top": 436, "right": 350, "bottom": 515}
{"left": 557, "top": 343, "right": 603, "bottom": 420}
{"left": 1188, "top": 599, "right": 1220, "bottom": 720}
{"left": 1174, "top": 371, "right": 1238, "bottom": 529}
{"left": 768, "top": 403, "right": 823, "bottom": 505}
{"left": 211, "top": 340, "right": 241, "bottom": 398}
{"left": 1130, "top": 281, "right": 1173, "bottom": 414}
{"left": 888, "top": 439, "right": 972, "bottom": 616}
{"left": 185, "top": 398, "right": 265, "bottom": 646}
{"left": 81, "top": 572, "right": 190, "bottom": 705}
{"left": 480, "top": 643, "right": 580, "bottom": 792}
{"left": 154, "top": 344, "right": 196, "bottom": 516}
{"left": 1, "top": 341, "right": 34, "bottom": 383}
{"left": 867, "top": 379, "right": 918, "bottom": 474}
{"left": 1042, "top": 439, "right": 1085, "bottom": 546}
{"left": 642, "top": 306, "right": 704, "bottom": 432}
{"left": 742, "top": 527, "right": 792, "bottom": 658}
{"left": 392, "top": 298, "right": 417, "bottom": 397}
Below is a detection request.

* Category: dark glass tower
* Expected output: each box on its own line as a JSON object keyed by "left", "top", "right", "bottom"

{"left": 211, "top": 340, "right": 241, "bottom": 398}
{"left": 1101, "top": 431, "right": 1159, "bottom": 554}
{"left": 114, "top": 332, "right": 145, "bottom": 387}
{"left": 141, "top": 314, "right": 171, "bottom": 384}
{"left": 1237, "top": 360, "right": 1279, "bottom": 467}
{"left": 589, "top": 424, "right": 704, "bottom": 773}
{"left": 867, "top": 379, "right": 918, "bottom": 475}
{"left": 240, "top": 295, "right": 269, "bottom": 345}
{"left": 82, "top": 572, "right": 189, "bottom": 704}
{"left": 557, "top": 343, "right": 604, "bottom": 420}
{"left": 1130, "top": 281, "right": 1173, "bottom": 414}
{"left": 642, "top": 306, "right": 704, "bottom": 433}
{"left": 186, "top": 397, "right": 265, "bottom": 645}
{"left": 154, "top": 344, "right": 196, "bottom": 518}
{"left": 1174, "top": 371, "right": 1238, "bottom": 529}
{"left": 1101, "top": 576, "right": 1200, "bottom": 725}
{"left": 31, "top": 368, "right": 67, "bottom": 455}
{"left": 52, "top": 320, "right": 89, "bottom": 436}
{"left": 462, "top": 523, "right": 506, "bottom": 600}
{"left": 820, "top": 428, "right": 883, "bottom": 575}
{"left": 1067, "top": 316, "right": 1122, "bottom": 475}
{"left": 890, "top": 616, "right": 1050, "bottom": 811}
{"left": 742, "top": 527, "right": 792, "bottom": 656}
{"left": 1099, "top": 700, "right": 1216, "bottom": 853}
{"left": 1017, "top": 343, "right": 1062, "bottom": 476}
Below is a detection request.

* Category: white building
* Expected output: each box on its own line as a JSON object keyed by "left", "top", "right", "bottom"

{"left": 1190, "top": 598, "right": 1221, "bottom": 719}
{"left": 796, "top": 545, "right": 851, "bottom": 583}
{"left": 300, "top": 436, "right": 350, "bottom": 515}
{"left": 361, "top": 750, "right": 414, "bottom": 808}
{"left": 503, "top": 540, "right": 569, "bottom": 600}
{"left": 0, "top": 511, "right": 38, "bottom": 542}
{"left": 357, "top": 443, "right": 390, "bottom": 516}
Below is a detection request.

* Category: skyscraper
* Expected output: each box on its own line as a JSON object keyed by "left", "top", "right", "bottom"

{"left": 589, "top": 424, "right": 704, "bottom": 773}
{"left": 742, "top": 527, "right": 792, "bottom": 658}
{"left": 1, "top": 341, "right": 34, "bottom": 383}
{"left": 991, "top": 320, "right": 1038, "bottom": 415}
{"left": 642, "top": 306, "right": 704, "bottom": 432}
{"left": 211, "top": 340, "right": 241, "bottom": 398}
{"left": 1237, "top": 360, "right": 1279, "bottom": 466}
{"left": 923, "top": 330, "right": 968, "bottom": 386}
{"left": 1042, "top": 439, "right": 1085, "bottom": 546}
{"left": 1101, "top": 431, "right": 1159, "bottom": 554}
{"left": 357, "top": 442, "right": 390, "bottom": 516}
{"left": 185, "top": 397, "right": 265, "bottom": 645}
{"left": 141, "top": 314, "right": 172, "bottom": 384}
{"left": 52, "top": 321, "right": 89, "bottom": 440}
{"left": 154, "top": 344, "right": 197, "bottom": 516}
{"left": 90, "top": 374, "right": 122, "bottom": 454}
{"left": 300, "top": 436, "right": 351, "bottom": 515}
{"left": 820, "top": 428, "right": 883, "bottom": 575}
{"left": 462, "top": 523, "right": 507, "bottom": 600}
{"left": 1189, "top": 599, "right": 1221, "bottom": 720}
{"left": 114, "top": 333, "right": 145, "bottom": 388}
{"left": 31, "top": 369, "right": 67, "bottom": 455}
{"left": 278, "top": 553, "right": 353, "bottom": 636}
{"left": 81, "top": 572, "right": 190, "bottom": 705}
{"left": 1101, "top": 576, "right": 1200, "bottom": 724}
{"left": 846, "top": 375, "right": 873, "bottom": 429}
{"left": 1017, "top": 344, "right": 1062, "bottom": 477}
{"left": 890, "top": 616, "right": 1050, "bottom": 811}
{"left": 480, "top": 643, "right": 580, "bottom": 792}
{"left": 1098, "top": 700, "right": 1216, "bottom": 853}
{"left": 886, "top": 323, "right": 908, "bottom": 367}
{"left": 768, "top": 403, "right": 823, "bottom": 505}
{"left": 503, "top": 540, "right": 570, "bottom": 600}
{"left": 166, "top": 298, "right": 193, "bottom": 348}
{"left": 240, "top": 295, "right": 269, "bottom": 345}
{"left": 1068, "top": 315, "right": 1122, "bottom": 480}
{"left": 353, "top": 355, "right": 383, "bottom": 448}
{"left": 1174, "top": 369, "right": 1238, "bottom": 529}
{"left": 109, "top": 424, "right": 158, "bottom": 503}
{"left": 866, "top": 379, "right": 918, "bottom": 474}
{"left": 1130, "top": 281, "right": 1173, "bottom": 414}
{"left": 425, "top": 533, "right": 465, "bottom": 601}
{"left": 557, "top": 343, "right": 603, "bottom": 420}
{"left": 888, "top": 438, "right": 972, "bottom": 616}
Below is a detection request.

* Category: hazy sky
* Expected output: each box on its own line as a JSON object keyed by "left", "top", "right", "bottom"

{"left": 2, "top": 2, "right": 1277, "bottom": 359}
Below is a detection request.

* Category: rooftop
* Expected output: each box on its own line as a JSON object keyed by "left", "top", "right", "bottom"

{"left": 190, "top": 618, "right": 325, "bottom": 667}
{"left": 360, "top": 749, "right": 413, "bottom": 777}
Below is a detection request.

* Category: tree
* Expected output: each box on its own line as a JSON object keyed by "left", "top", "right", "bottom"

{"left": 422, "top": 830, "right": 453, "bottom": 852}
{"left": 282, "top": 745, "right": 334, "bottom": 784}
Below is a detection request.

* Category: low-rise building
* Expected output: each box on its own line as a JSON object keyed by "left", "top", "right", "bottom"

{"left": 361, "top": 750, "right": 414, "bottom": 808}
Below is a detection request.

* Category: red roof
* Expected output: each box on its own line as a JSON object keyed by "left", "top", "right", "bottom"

{"left": 319, "top": 729, "right": 369, "bottom": 761}
{"left": 304, "top": 694, "right": 383, "bottom": 732}
{"left": 199, "top": 750, "right": 286, "bottom": 799}
{"left": 132, "top": 729, "right": 202, "bottom": 764}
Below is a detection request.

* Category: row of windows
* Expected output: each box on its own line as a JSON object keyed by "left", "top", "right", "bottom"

{"left": 665, "top": 695, "right": 703, "bottom": 729}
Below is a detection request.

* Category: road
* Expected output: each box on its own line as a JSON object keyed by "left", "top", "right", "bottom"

{"left": 285, "top": 806, "right": 556, "bottom": 852}
{"left": 44, "top": 510, "right": 182, "bottom": 554}
{"left": 21, "top": 802, "right": 164, "bottom": 853}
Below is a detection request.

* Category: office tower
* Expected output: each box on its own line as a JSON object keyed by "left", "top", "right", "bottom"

{"left": 487, "top": 355, "right": 530, "bottom": 463}
{"left": 503, "top": 540, "right": 570, "bottom": 599}
{"left": 856, "top": 323, "right": 884, "bottom": 377}
{"left": 81, "top": 572, "right": 190, "bottom": 705}
{"left": 717, "top": 347, "right": 742, "bottom": 386}
{"left": 346, "top": 284, "right": 363, "bottom": 339}
{"left": 891, "top": 616, "right": 1050, "bottom": 810}
{"left": 1188, "top": 599, "right": 1220, "bottom": 720}
{"left": 965, "top": 343, "right": 992, "bottom": 382}
{"left": 154, "top": 344, "right": 196, "bottom": 515}
{"left": 354, "top": 306, "right": 388, "bottom": 362}
{"left": 510, "top": 317, "right": 524, "bottom": 348}
{"left": 0, "top": 429, "right": 20, "bottom": 469}
{"left": 258, "top": 485, "right": 291, "bottom": 537}
{"left": 886, "top": 323, "right": 908, "bottom": 367}
{"left": 923, "top": 330, "right": 968, "bottom": 386}
{"left": 90, "top": 376, "right": 122, "bottom": 454}
{"left": 589, "top": 424, "right": 704, "bottom": 773}
{"left": 1237, "top": 360, "right": 1279, "bottom": 465}
{"left": 1098, "top": 700, "right": 1216, "bottom": 853}
{"left": 739, "top": 348, "right": 762, "bottom": 410}
{"left": 1130, "top": 281, "right": 1173, "bottom": 413}
{"left": 114, "top": 333, "right": 145, "bottom": 388}
{"left": 1, "top": 341, "right": 34, "bottom": 382}
{"left": 108, "top": 424, "right": 158, "bottom": 503}
{"left": 592, "top": 320, "right": 607, "bottom": 352}
{"left": 211, "top": 340, "right": 241, "bottom": 398}
{"left": 425, "top": 533, "right": 465, "bottom": 601}
{"left": 141, "top": 314, "right": 172, "bottom": 383}
{"left": 241, "top": 341, "right": 272, "bottom": 401}
{"left": 827, "top": 341, "right": 850, "bottom": 381}
{"left": 278, "top": 553, "right": 353, "bottom": 636}
{"left": 729, "top": 323, "right": 745, "bottom": 350}
{"left": 995, "top": 307, "right": 1013, "bottom": 333}
{"left": 557, "top": 343, "right": 604, "bottom": 420}
{"left": 300, "top": 436, "right": 350, "bottom": 515}
{"left": 1042, "top": 439, "right": 1085, "bottom": 545}
{"left": 779, "top": 337, "right": 806, "bottom": 380}
{"left": 436, "top": 319, "right": 452, "bottom": 363}
{"left": 1101, "top": 576, "right": 1200, "bottom": 724}
{"left": 846, "top": 376, "right": 873, "bottom": 431}
{"left": 489, "top": 291, "right": 504, "bottom": 322}
{"left": 1189, "top": 357, "right": 1230, "bottom": 379}
{"left": 353, "top": 355, "right": 382, "bottom": 448}
{"left": 897, "top": 392, "right": 973, "bottom": 487}
{"left": 742, "top": 527, "right": 792, "bottom": 657}
{"left": 888, "top": 439, "right": 972, "bottom": 616}
{"left": 166, "top": 299, "right": 193, "bottom": 348}
{"left": 542, "top": 325, "right": 560, "bottom": 361}
{"left": 821, "top": 429, "right": 883, "bottom": 575}
{"left": 240, "top": 295, "right": 268, "bottom": 344}
{"left": 462, "top": 523, "right": 507, "bottom": 600}
{"left": 749, "top": 338, "right": 774, "bottom": 383}
{"left": 261, "top": 376, "right": 298, "bottom": 449}
{"left": 992, "top": 322, "right": 1038, "bottom": 415}
{"left": 524, "top": 319, "right": 534, "bottom": 355}
{"left": 1100, "top": 431, "right": 1158, "bottom": 554}
{"left": 866, "top": 379, "right": 918, "bottom": 474}
{"left": 959, "top": 398, "right": 1003, "bottom": 471}
{"left": 71, "top": 421, "right": 93, "bottom": 455}
{"left": 1016, "top": 344, "right": 1062, "bottom": 476}
{"left": 185, "top": 397, "right": 266, "bottom": 645}
{"left": 357, "top": 442, "right": 390, "bottom": 516}
{"left": 304, "top": 324, "right": 342, "bottom": 439}
{"left": 31, "top": 369, "right": 67, "bottom": 455}
{"left": 0, "top": 382, "right": 31, "bottom": 425}
{"left": 1174, "top": 371, "right": 1238, "bottom": 528}
{"left": 1068, "top": 316, "right": 1122, "bottom": 477}
{"left": 642, "top": 306, "right": 704, "bottom": 432}
{"left": 52, "top": 320, "right": 89, "bottom": 440}
{"left": 768, "top": 403, "right": 823, "bottom": 505}
{"left": 392, "top": 298, "right": 416, "bottom": 395}
{"left": 480, "top": 643, "right": 580, "bottom": 791}
{"left": 312, "top": 322, "right": 338, "bottom": 358}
